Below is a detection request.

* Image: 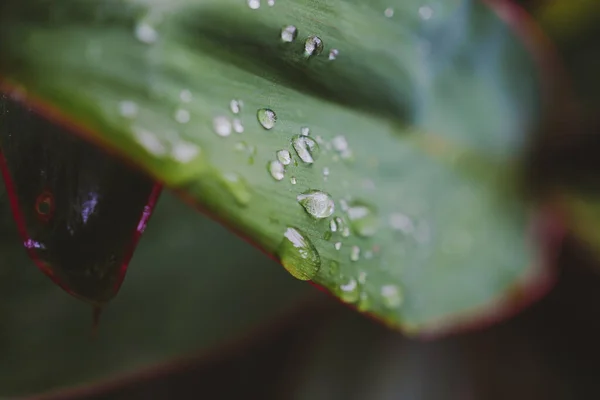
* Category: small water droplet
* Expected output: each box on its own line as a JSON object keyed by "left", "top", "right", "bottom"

{"left": 230, "top": 99, "right": 242, "bottom": 114}
{"left": 346, "top": 201, "right": 379, "bottom": 237}
{"left": 350, "top": 245, "right": 360, "bottom": 261}
{"left": 334, "top": 241, "right": 342, "bottom": 250}
{"left": 247, "top": 0, "right": 260, "bottom": 10}
{"left": 174, "top": 108, "right": 190, "bottom": 124}
{"left": 257, "top": 108, "right": 277, "bottom": 130}
{"left": 267, "top": 0, "right": 275, "bottom": 5}
{"left": 276, "top": 149, "right": 292, "bottom": 165}
{"left": 135, "top": 22, "right": 158, "bottom": 44}
{"left": 280, "top": 25, "right": 298, "bottom": 42}
{"left": 329, "top": 219, "right": 338, "bottom": 232}
{"left": 418, "top": 5, "right": 434, "bottom": 20}
{"left": 301, "top": 126, "right": 310, "bottom": 136}
{"left": 268, "top": 160, "right": 285, "bottom": 181}
{"left": 278, "top": 227, "right": 321, "bottom": 281}
{"left": 292, "top": 135, "right": 320, "bottom": 164}
{"left": 290, "top": 176, "right": 297, "bottom": 185}
{"left": 358, "top": 271, "right": 367, "bottom": 285}
{"left": 328, "top": 49, "right": 339, "bottom": 60}
{"left": 232, "top": 118, "right": 244, "bottom": 133}
{"left": 381, "top": 284, "right": 403, "bottom": 308}
{"left": 119, "top": 101, "right": 138, "bottom": 118}
{"left": 323, "top": 167, "right": 330, "bottom": 177}
{"left": 221, "top": 172, "right": 252, "bottom": 206}
{"left": 332, "top": 135, "right": 353, "bottom": 159}
{"left": 297, "top": 190, "right": 335, "bottom": 219}
{"left": 384, "top": 7, "right": 394, "bottom": 18}
{"left": 389, "top": 212, "right": 414, "bottom": 233}
{"left": 171, "top": 141, "right": 200, "bottom": 163}
{"left": 338, "top": 277, "right": 359, "bottom": 303}
{"left": 179, "top": 89, "right": 193, "bottom": 103}
{"left": 133, "top": 127, "right": 166, "bottom": 156}
{"left": 304, "top": 35, "right": 323, "bottom": 57}
{"left": 213, "top": 115, "right": 232, "bottom": 137}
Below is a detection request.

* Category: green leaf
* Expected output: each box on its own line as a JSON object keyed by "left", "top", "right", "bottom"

{"left": 0, "top": 189, "right": 313, "bottom": 397}
{"left": 0, "top": 0, "right": 551, "bottom": 334}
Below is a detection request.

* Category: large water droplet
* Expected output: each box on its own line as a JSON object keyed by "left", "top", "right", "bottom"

{"left": 276, "top": 149, "right": 292, "bottom": 165}
{"left": 257, "top": 108, "right": 277, "bottom": 130}
{"left": 221, "top": 173, "right": 252, "bottom": 206}
{"left": 247, "top": 0, "right": 260, "bottom": 10}
{"left": 381, "top": 284, "right": 403, "bottom": 308}
{"left": 292, "top": 135, "right": 319, "bottom": 164}
{"left": 297, "top": 190, "right": 335, "bottom": 219}
{"left": 346, "top": 201, "right": 379, "bottom": 237}
{"left": 268, "top": 160, "right": 285, "bottom": 181}
{"left": 338, "top": 277, "right": 360, "bottom": 303}
{"left": 304, "top": 35, "right": 323, "bottom": 57}
{"left": 281, "top": 25, "right": 298, "bottom": 43}
{"left": 213, "top": 115, "right": 232, "bottom": 137}
{"left": 278, "top": 227, "right": 321, "bottom": 281}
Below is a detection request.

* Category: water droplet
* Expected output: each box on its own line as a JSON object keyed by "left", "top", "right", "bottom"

{"left": 171, "top": 141, "right": 200, "bottom": 163}
{"left": 350, "top": 245, "right": 360, "bottom": 261}
{"left": 278, "top": 227, "right": 321, "bottom": 281}
{"left": 257, "top": 108, "right": 277, "bottom": 130}
{"left": 174, "top": 108, "right": 190, "bottom": 124}
{"left": 213, "top": 115, "right": 232, "bottom": 137}
{"left": 358, "top": 271, "right": 367, "bottom": 285}
{"left": 331, "top": 135, "right": 353, "bottom": 159}
{"left": 304, "top": 35, "right": 323, "bottom": 57}
{"left": 290, "top": 176, "right": 297, "bottom": 185}
{"left": 329, "top": 219, "right": 338, "bottom": 232}
{"left": 230, "top": 99, "right": 242, "bottom": 114}
{"left": 276, "top": 149, "right": 292, "bottom": 165}
{"left": 232, "top": 118, "right": 244, "bottom": 133}
{"left": 346, "top": 201, "right": 379, "bottom": 237}
{"left": 280, "top": 25, "right": 298, "bottom": 43}
{"left": 301, "top": 126, "right": 310, "bottom": 136}
{"left": 418, "top": 5, "right": 434, "bottom": 20}
{"left": 221, "top": 172, "right": 252, "bottom": 206}
{"left": 292, "top": 135, "right": 319, "bottom": 164}
{"left": 119, "top": 100, "right": 138, "bottom": 118}
{"left": 381, "top": 284, "right": 403, "bottom": 308}
{"left": 328, "top": 49, "right": 339, "bottom": 60}
{"left": 384, "top": 7, "right": 394, "bottom": 18}
{"left": 338, "top": 277, "right": 359, "bottom": 303}
{"left": 389, "top": 212, "right": 414, "bottom": 233}
{"left": 323, "top": 167, "right": 330, "bottom": 177}
{"left": 268, "top": 160, "right": 285, "bottom": 181}
{"left": 133, "top": 127, "right": 166, "bottom": 156}
{"left": 334, "top": 241, "right": 342, "bottom": 250}
{"left": 135, "top": 22, "right": 158, "bottom": 44}
{"left": 297, "top": 190, "right": 335, "bottom": 219}
{"left": 179, "top": 89, "right": 193, "bottom": 103}
{"left": 247, "top": 0, "right": 260, "bottom": 10}
{"left": 267, "top": 0, "right": 275, "bottom": 5}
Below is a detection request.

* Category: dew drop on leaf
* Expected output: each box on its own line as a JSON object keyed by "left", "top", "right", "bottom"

{"left": 328, "top": 49, "right": 339, "bottom": 60}
{"left": 230, "top": 99, "right": 242, "bottom": 114}
{"left": 232, "top": 118, "right": 244, "bottom": 133}
{"left": 290, "top": 176, "right": 297, "bottom": 185}
{"left": 247, "top": 0, "right": 260, "bottom": 10}
{"left": 174, "top": 108, "right": 190, "bottom": 124}
{"left": 300, "top": 126, "right": 310, "bottom": 136}
{"left": 350, "top": 245, "right": 360, "bottom": 261}
{"left": 304, "top": 35, "right": 323, "bottom": 57}
{"left": 278, "top": 227, "right": 320, "bottom": 281}
{"left": 384, "top": 7, "right": 394, "bottom": 18}
{"left": 297, "top": 190, "right": 335, "bottom": 219}
{"left": 213, "top": 115, "right": 232, "bottom": 137}
{"left": 292, "top": 135, "right": 319, "bottom": 164}
{"left": 276, "top": 149, "right": 292, "bottom": 165}
{"left": 346, "top": 201, "right": 379, "bottom": 237}
{"left": 134, "top": 22, "right": 158, "bottom": 44}
{"left": 119, "top": 100, "right": 138, "bottom": 118}
{"left": 280, "top": 25, "right": 298, "bottom": 43}
{"left": 220, "top": 172, "right": 252, "bottom": 206}
{"left": 338, "top": 277, "right": 360, "bottom": 303}
{"left": 334, "top": 241, "right": 342, "bottom": 250}
{"left": 257, "top": 108, "right": 277, "bottom": 130}
{"left": 268, "top": 160, "right": 285, "bottom": 181}
{"left": 381, "top": 284, "right": 403, "bottom": 309}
